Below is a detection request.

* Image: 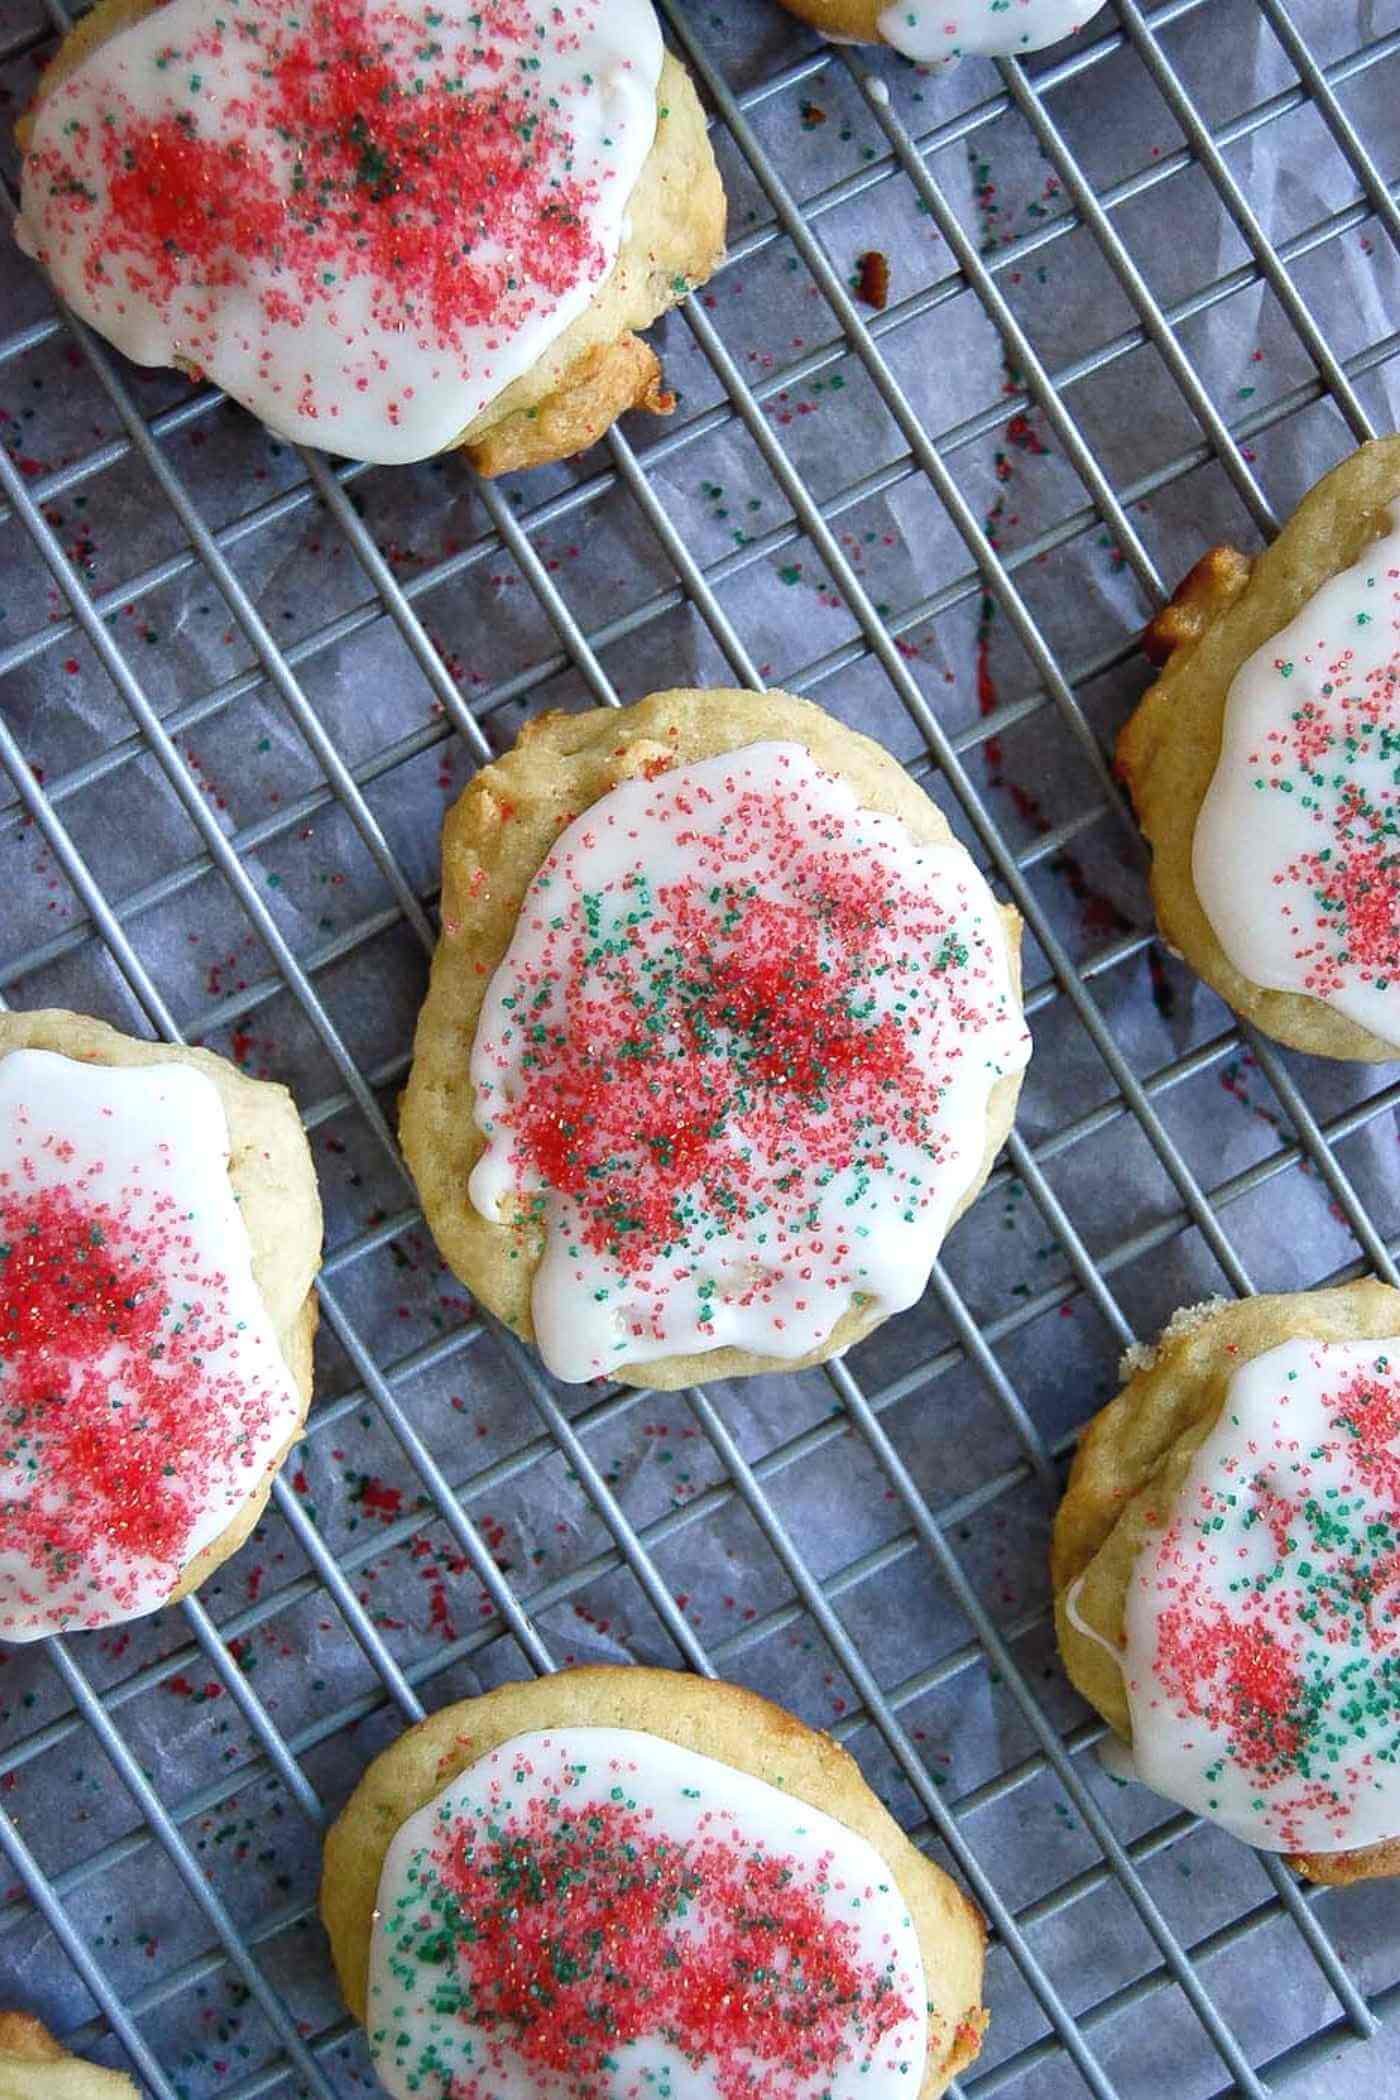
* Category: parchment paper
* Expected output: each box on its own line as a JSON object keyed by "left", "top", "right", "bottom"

{"left": 0, "top": 1, "right": 1398, "bottom": 2094}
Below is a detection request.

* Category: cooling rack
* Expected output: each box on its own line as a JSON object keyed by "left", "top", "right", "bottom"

{"left": 0, "top": 0, "right": 1398, "bottom": 2094}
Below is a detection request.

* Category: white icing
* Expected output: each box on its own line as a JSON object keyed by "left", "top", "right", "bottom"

{"left": 1063, "top": 1572, "right": 1122, "bottom": 1666}
{"left": 467, "top": 741, "right": 1030, "bottom": 1383}
{"left": 875, "top": 0, "right": 1102, "bottom": 64}
{"left": 367, "top": 1725, "right": 930, "bottom": 2100}
{"left": 1122, "top": 1334, "right": 1400, "bottom": 1853}
{"left": 0, "top": 1049, "right": 303, "bottom": 1640}
{"left": 17, "top": 0, "right": 663, "bottom": 465}
{"left": 1193, "top": 507, "right": 1400, "bottom": 1049}
{"left": 1095, "top": 1732, "right": 1139, "bottom": 1786}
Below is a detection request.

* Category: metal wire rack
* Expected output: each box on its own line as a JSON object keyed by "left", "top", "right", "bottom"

{"left": 0, "top": 0, "right": 1398, "bottom": 2093}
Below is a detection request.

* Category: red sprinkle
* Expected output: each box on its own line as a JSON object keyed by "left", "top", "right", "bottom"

{"left": 506, "top": 832, "right": 964, "bottom": 1275}
{"left": 0, "top": 1182, "right": 280, "bottom": 1615}
{"left": 41, "top": 0, "right": 605, "bottom": 356}
{"left": 424, "top": 1794, "right": 914, "bottom": 2100}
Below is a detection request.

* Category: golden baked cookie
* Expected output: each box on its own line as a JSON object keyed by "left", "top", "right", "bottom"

{"left": 1119, "top": 436, "right": 1400, "bottom": 1061}
{"left": 0, "top": 1009, "right": 321, "bottom": 1636}
{"left": 17, "top": 0, "right": 725, "bottom": 474}
{"left": 0, "top": 2014, "right": 139, "bottom": 2099}
{"left": 321, "top": 1664, "right": 987, "bottom": 2100}
{"left": 400, "top": 688, "right": 1028, "bottom": 1388}
{"left": 1052, "top": 1282, "right": 1400, "bottom": 1883}
{"left": 773, "top": 0, "right": 1103, "bottom": 64}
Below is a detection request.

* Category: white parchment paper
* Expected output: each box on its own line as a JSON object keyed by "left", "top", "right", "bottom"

{"left": 0, "top": 1, "right": 1398, "bottom": 2094}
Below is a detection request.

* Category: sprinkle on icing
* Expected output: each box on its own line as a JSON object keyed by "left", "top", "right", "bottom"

{"left": 17, "top": 0, "right": 663, "bottom": 464}
{"left": 468, "top": 741, "right": 1029, "bottom": 1382}
{"left": 874, "top": 0, "right": 1101, "bottom": 64}
{"left": 367, "top": 1726, "right": 930, "bottom": 2100}
{"left": 1122, "top": 1334, "right": 1400, "bottom": 1853}
{"left": 0, "top": 1050, "right": 303, "bottom": 1640}
{"left": 1193, "top": 507, "right": 1400, "bottom": 1048}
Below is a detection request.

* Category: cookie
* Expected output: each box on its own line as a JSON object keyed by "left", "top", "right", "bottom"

{"left": 320, "top": 1665, "right": 987, "bottom": 2100}
{"left": 773, "top": 0, "right": 1103, "bottom": 64}
{"left": 16, "top": 0, "right": 725, "bottom": 473}
{"left": 0, "top": 1010, "right": 321, "bottom": 1639}
{"left": 1119, "top": 437, "right": 1400, "bottom": 1060}
{"left": 0, "top": 2015, "right": 138, "bottom": 2098}
{"left": 401, "top": 689, "right": 1029, "bottom": 1387}
{"left": 1051, "top": 1282, "right": 1400, "bottom": 1882}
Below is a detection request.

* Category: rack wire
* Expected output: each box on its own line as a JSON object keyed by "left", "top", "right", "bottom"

{"left": 0, "top": 0, "right": 1397, "bottom": 2094}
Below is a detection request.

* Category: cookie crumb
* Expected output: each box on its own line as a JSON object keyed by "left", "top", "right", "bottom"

{"left": 1119, "top": 1296, "right": 1231, "bottom": 1382}
{"left": 855, "top": 250, "right": 890, "bottom": 310}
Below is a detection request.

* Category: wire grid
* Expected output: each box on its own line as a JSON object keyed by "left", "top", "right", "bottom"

{"left": 0, "top": 0, "right": 1398, "bottom": 2093}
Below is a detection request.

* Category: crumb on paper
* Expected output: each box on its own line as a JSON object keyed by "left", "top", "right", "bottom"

{"left": 855, "top": 251, "right": 890, "bottom": 311}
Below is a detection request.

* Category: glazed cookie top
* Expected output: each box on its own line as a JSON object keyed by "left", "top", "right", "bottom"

{"left": 467, "top": 740, "right": 1029, "bottom": 1382}
{"left": 367, "top": 1724, "right": 930, "bottom": 2100}
{"left": 0, "top": 1049, "right": 304, "bottom": 1640}
{"left": 1110, "top": 1333, "right": 1400, "bottom": 1854}
{"left": 1192, "top": 507, "right": 1400, "bottom": 1050}
{"left": 874, "top": 1, "right": 1101, "bottom": 63}
{"left": 18, "top": 0, "right": 663, "bottom": 464}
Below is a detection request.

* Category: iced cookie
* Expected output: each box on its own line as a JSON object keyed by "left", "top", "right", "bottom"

{"left": 16, "top": 0, "right": 725, "bottom": 472}
{"left": 0, "top": 2015, "right": 138, "bottom": 2099}
{"left": 773, "top": 0, "right": 1104, "bottom": 65}
{"left": 1119, "top": 437, "right": 1400, "bottom": 1060}
{"left": 1052, "top": 1282, "right": 1400, "bottom": 1883}
{"left": 0, "top": 1010, "right": 321, "bottom": 1641}
{"left": 401, "top": 689, "right": 1029, "bottom": 1387}
{"left": 320, "top": 1665, "right": 987, "bottom": 2100}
